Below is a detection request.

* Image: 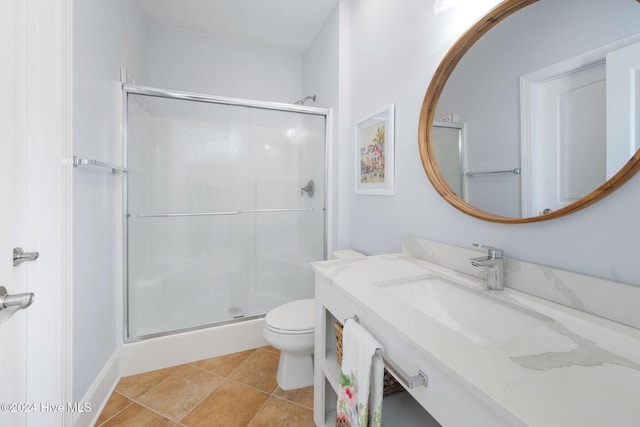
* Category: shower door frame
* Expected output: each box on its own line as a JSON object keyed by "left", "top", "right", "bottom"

{"left": 122, "top": 84, "right": 332, "bottom": 342}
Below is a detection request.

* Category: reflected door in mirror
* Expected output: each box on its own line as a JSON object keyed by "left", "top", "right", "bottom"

{"left": 521, "top": 61, "right": 606, "bottom": 217}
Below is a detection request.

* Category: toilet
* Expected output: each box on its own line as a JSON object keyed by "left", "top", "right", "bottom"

{"left": 263, "top": 298, "right": 315, "bottom": 390}
{"left": 263, "top": 249, "right": 366, "bottom": 390}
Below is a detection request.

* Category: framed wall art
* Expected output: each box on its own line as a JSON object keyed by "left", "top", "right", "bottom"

{"left": 354, "top": 104, "right": 395, "bottom": 195}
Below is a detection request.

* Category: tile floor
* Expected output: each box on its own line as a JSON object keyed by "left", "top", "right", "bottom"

{"left": 95, "top": 346, "right": 315, "bottom": 427}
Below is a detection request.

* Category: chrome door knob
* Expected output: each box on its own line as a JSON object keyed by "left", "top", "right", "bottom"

{"left": 0, "top": 286, "right": 34, "bottom": 323}
{"left": 0, "top": 286, "right": 35, "bottom": 309}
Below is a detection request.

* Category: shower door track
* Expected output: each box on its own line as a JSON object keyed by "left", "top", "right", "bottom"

{"left": 122, "top": 83, "right": 331, "bottom": 343}
{"left": 123, "top": 84, "right": 329, "bottom": 115}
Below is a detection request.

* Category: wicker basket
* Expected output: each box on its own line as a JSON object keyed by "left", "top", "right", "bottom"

{"left": 334, "top": 322, "right": 404, "bottom": 396}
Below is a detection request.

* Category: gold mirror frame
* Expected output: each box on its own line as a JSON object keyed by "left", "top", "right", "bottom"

{"left": 418, "top": 0, "right": 640, "bottom": 223}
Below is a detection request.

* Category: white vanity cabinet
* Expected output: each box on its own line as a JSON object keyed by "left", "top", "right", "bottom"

{"left": 313, "top": 274, "right": 512, "bottom": 427}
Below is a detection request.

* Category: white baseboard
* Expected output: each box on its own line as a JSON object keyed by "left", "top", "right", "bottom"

{"left": 74, "top": 351, "right": 120, "bottom": 427}
{"left": 119, "top": 318, "right": 268, "bottom": 376}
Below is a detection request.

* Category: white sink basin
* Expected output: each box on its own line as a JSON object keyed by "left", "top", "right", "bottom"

{"left": 377, "top": 274, "right": 551, "bottom": 344}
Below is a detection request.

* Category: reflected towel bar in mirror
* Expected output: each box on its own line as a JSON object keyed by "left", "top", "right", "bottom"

{"left": 465, "top": 168, "right": 521, "bottom": 178}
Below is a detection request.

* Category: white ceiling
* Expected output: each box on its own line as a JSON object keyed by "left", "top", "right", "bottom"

{"left": 137, "top": 0, "right": 338, "bottom": 53}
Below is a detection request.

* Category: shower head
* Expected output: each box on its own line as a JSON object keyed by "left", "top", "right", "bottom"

{"left": 294, "top": 95, "right": 317, "bottom": 105}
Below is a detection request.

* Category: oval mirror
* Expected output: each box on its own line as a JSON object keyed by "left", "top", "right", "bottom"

{"left": 419, "top": 0, "right": 640, "bottom": 223}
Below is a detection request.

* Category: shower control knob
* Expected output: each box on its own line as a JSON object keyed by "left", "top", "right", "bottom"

{"left": 301, "top": 180, "right": 315, "bottom": 198}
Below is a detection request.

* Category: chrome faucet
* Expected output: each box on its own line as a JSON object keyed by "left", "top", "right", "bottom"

{"left": 469, "top": 243, "right": 505, "bottom": 291}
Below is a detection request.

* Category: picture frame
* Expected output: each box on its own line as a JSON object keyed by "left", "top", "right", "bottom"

{"left": 354, "top": 104, "right": 395, "bottom": 195}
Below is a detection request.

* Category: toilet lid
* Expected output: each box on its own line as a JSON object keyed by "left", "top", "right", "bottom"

{"left": 265, "top": 299, "right": 315, "bottom": 333}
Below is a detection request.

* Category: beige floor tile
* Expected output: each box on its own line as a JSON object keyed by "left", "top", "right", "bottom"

{"left": 180, "top": 380, "right": 269, "bottom": 427}
{"left": 137, "top": 364, "right": 224, "bottom": 421}
{"left": 273, "top": 385, "right": 314, "bottom": 409}
{"left": 99, "top": 402, "right": 174, "bottom": 427}
{"left": 248, "top": 396, "right": 315, "bottom": 427}
{"left": 191, "top": 349, "right": 256, "bottom": 377}
{"left": 229, "top": 349, "right": 280, "bottom": 393}
{"left": 116, "top": 365, "right": 182, "bottom": 399}
{"left": 95, "top": 392, "right": 133, "bottom": 426}
{"left": 99, "top": 347, "right": 317, "bottom": 427}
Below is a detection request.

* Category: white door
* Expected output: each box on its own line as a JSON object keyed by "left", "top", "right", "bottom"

{"left": 606, "top": 41, "right": 640, "bottom": 178}
{"left": 0, "top": 122, "right": 29, "bottom": 423}
{"left": 1, "top": 0, "right": 72, "bottom": 426}
{"left": 0, "top": 1, "right": 30, "bottom": 424}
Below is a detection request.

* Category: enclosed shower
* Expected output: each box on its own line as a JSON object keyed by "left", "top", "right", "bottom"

{"left": 124, "top": 85, "right": 328, "bottom": 341}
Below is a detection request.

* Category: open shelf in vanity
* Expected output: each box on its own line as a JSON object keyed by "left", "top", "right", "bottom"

{"left": 314, "top": 276, "right": 441, "bottom": 427}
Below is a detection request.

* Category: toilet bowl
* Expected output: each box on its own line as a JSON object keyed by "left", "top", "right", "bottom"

{"left": 263, "top": 298, "right": 315, "bottom": 390}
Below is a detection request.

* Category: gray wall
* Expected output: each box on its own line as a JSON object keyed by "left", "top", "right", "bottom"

{"left": 147, "top": 25, "right": 303, "bottom": 103}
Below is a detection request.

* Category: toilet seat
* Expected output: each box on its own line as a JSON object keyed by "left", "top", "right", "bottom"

{"left": 264, "top": 298, "right": 314, "bottom": 335}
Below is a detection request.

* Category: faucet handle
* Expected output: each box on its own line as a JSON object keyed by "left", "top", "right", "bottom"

{"left": 472, "top": 243, "right": 504, "bottom": 259}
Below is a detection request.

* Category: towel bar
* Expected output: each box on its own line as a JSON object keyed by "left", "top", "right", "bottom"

{"left": 375, "top": 349, "right": 428, "bottom": 389}
{"left": 343, "top": 315, "right": 428, "bottom": 389}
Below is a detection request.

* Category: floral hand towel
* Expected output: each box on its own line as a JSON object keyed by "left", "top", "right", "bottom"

{"left": 337, "top": 319, "right": 384, "bottom": 427}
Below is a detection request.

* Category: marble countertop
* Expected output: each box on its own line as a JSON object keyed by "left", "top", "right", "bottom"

{"left": 313, "top": 253, "right": 640, "bottom": 427}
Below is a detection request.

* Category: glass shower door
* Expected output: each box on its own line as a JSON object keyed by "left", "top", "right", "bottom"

{"left": 125, "top": 90, "right": 326, "bottom": 340}
{"left": 246, "top": 108, "right": 326, "bottom": 315}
